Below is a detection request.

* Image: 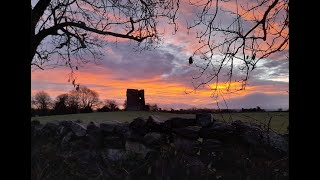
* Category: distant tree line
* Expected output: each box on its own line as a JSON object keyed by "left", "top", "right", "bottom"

{"left": 144, "top": 103, "right": 160, "bottom": 112}
{"left": 241, "top": 106, "right": 265, "bottom": 112}
{"left": 158, "top": 107, "right": 273, "bottom": 114}
{"left": 31, "top": 87, "right": 165, "bottom": 117}
{"left": 97, "top": 99, "right": 120, "bottom": 112}
{"left": 32, "top": 88, "right": 279, "bottom": 117}
{"left": 31, "top": 86, "right": 121, "bottom": 116}
{"left": 164, "top": 108, "right": 239, "bottom": 114}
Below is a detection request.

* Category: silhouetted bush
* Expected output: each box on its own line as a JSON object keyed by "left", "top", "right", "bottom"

{"left": 80, "top": 107, "right": 93, "bottom": 113}
{"left": 145, "top": 103, "right": 159, "bottom": 111}
{"left": 144, "top": 104, "right": 150, "bottom": 111}
{"left": 97, "top": 106, "right": 111, "bottom": 112}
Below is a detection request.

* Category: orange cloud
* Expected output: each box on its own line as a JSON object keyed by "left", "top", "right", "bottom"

{"left": 32, "top": 65, "right": 287, "bottom": 109}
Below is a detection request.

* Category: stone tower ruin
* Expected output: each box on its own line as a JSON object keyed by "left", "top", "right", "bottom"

{"left": 126, "top": 89, "right": 145, "bottom": 111}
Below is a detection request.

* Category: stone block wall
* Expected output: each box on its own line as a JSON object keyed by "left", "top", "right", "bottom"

{"left": 31, "top": 114, "right": 288, "bottom": 180}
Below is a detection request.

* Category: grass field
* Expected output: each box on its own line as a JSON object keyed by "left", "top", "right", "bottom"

{"left": 31, "top": 111, "right": 288, "bottom": 134}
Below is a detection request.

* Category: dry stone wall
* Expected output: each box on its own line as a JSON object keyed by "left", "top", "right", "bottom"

{"left": 31, "top": 114, "right": 288, "bottom": 180}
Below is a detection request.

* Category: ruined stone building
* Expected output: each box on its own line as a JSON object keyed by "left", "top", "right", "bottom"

{"left": 126, "top": 89, "right": 145, "bottom": 111}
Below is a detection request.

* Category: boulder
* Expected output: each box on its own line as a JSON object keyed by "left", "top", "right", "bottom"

{"left": 75, "top": 119, "right": 82, "bottom": 123}
{"left": 103, "top": 135, "right": 124, "bottom": 149}
{"left": 87, "top": 122, "right": 99, "bottom": 132}
{"left": 130, "top": 117, "right": 148, "bottom": 135}
{"left": 262, "top": 131, "right": 288, "bottom": 153}
{"left": 58, "top": 125, "right": 71, "bottom": 136}
{"left": 57, "top": 121, "right": 73, "bottom": 136}
{"left": 84, "top": 122, "right": 103, "bottom": 148}
{"left": 114, "top": 123, "right": 130, "bottom": 135}
{"left": 231, "top": 120, "right": 264, "bottom": 146}
{"left": 170, "top": 117, "right": 196, "bottom": 128}
{"left": 231, "top": 120, "right": 262, "bottom": 133}
{"left": 173, "top": 126, "right": 201, "bottom": 139}
{"left": 102, "top": 148, "right": 126, "bottom": 162}
{"left": 199, "top": 121, "right": 234, "bottom": 140}
{"left": 173, "top": 137, "right": 200, "bottom": 155}
{"left": 31, "top": 120, "right": 43, "bottom": 137}
{"left": 125, "top": 141, "right": 151, "bottom": 158}
{"left": 146, "top": 115, "right": 163, "bottom": 132}
{"left": 143, "top": 132, "right": 163, "bottom": 146}
{"left": 39, "top": 121, "right": 59, "bottom": 137}
{"left": 124, "top": 130, "right": 144, "bottom": 141}
{"left": 70, "top": 121, "right": 87, "bottom": 137}
{"left": 59, "top": 120, "right": 73, "bottom": 127}
{"left": 61, "top": 132, "right": 74, "bottom": 149}
{"left": 161, "top": 119, "right": 173, "bottom": 132}
{"left": 196, "top": 113, "right": 215, "bottom": 127}
{"left": 100, "top": 123, "right": 116, "bottom": 134}
{"left": 86, "top": 122, "right": 101, "bottom": 137}
{"left": 232, "top": 121, "right": 288, "bottom": 153}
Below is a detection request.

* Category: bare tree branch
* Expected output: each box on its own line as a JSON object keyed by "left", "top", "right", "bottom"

{"left": 31, "top": 0, "right": 180, "bottom": 73}
{"left": 187, "top": 0, "right": 288, "bottom": 95}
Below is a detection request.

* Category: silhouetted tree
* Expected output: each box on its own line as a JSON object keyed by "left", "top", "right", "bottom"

{"left": 66, "top": 92, "right": 80, "bottom": 113}
{"left": 34, "top": 91, "right": 52, "bottom": 115}
{"left": 70, "top": 86, "right": 99, "bottom": 113}
{"left": 144, "top": 104, "right": 150, "bottom": 111}
{"left": 105, "top": 100, "right": 119, "bottom": 111}
{"left": 98, "top": 99, "right": 119, "bottom": 112}
{"left": 53, "top": 93, "right": 69, "bottom": 114}
{"left": 97, "top": 106, "right": 110, "bottom": 112}
{"left": 257, "top": 106, "right": 262, "bottom": 112}
{"left": 186, "top": 0, "right": 288, "bottom": 94}
{"left": 148, "top": 103, "right": 159, "bottom": 112}
{"left": 31, "top": 0, "right": 179, "bottom": 80}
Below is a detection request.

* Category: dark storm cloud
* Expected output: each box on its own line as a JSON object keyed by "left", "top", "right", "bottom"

{"left": 79, "top": 42, "right": 177, "bottom": 80}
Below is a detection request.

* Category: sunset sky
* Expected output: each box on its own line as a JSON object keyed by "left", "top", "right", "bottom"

{"left": 31, "top": 0, "right": 289, "bottom": 110}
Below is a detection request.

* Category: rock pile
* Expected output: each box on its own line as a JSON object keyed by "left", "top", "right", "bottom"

{"left": 31, "top": 114, "right": 288, "bottom": 180}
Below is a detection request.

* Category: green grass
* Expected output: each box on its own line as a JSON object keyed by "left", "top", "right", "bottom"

{"left": 31, "top": 111, "right": 288, "bottom": 134}
{"left": 31, "top": 111, "right": 195, "bottom": 124}
{"left": 212, "top": 112, "right": 289, "bottom": 134}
